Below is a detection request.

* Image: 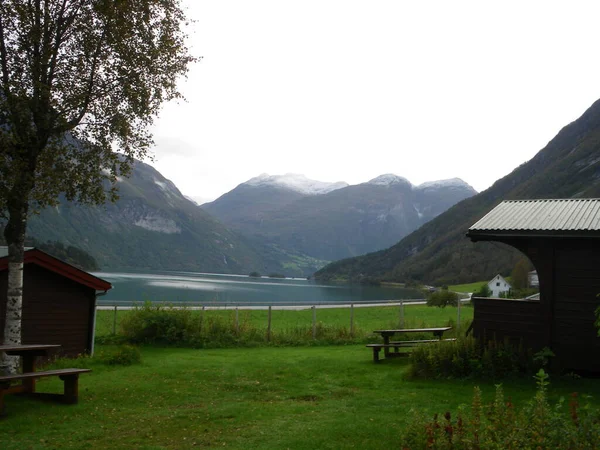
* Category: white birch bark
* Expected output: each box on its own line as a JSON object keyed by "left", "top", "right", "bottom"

{"left": 0, "top": 250, "right": 24, "bottom": 374}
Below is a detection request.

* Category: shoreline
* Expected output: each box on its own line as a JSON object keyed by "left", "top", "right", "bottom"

{"left": 97, "top": 300, "right": 430, "bottom": 311}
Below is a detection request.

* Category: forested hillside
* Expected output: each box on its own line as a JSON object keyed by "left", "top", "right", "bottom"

{"left": 0, "top": 236, "right": 99, "bottom": 271}
{"left": 23, "top": 160, "right": 283, "bottom": 275}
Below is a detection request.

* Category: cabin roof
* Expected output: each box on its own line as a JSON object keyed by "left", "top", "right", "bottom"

{"left": 0, "top": 247, "right": 111, "bottom": 292}
{"left": 467, "top": 199, "right": 600, "bottom": 240}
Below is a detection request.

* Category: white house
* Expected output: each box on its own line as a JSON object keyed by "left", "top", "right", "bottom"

{"left": 528, "top": 270, "right": 539, "bottom": 287}
{"left": 487, "top": 274, "right": 511, "bottom": 297}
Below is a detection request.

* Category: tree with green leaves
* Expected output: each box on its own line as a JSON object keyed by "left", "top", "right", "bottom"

{"left": 426, "top": 287, "right": 459, "bottom": 308}
{"left": 511, "top": 257, "right": 530, "bottom": 290}
{"left": 0, "top": 0, "right": 195, "bottom": 373}
{"left": 473, "top": 283, "right": 491, "bottom": 298}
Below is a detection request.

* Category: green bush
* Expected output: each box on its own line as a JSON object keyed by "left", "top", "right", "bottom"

{"left": 507, "top": 287, "right": 539, "bottom": 299}
{"left": 472, "top": 283, "right": 491, "bottom": 298}
{"left": 427, "top": 289, "right": 459, "bottom": 308}
{"left": 119, "top": 301, "right": 199, "bottom": 345}
{"left": 400, "top": 370, "right": 600, "bottom": 449}
{"left": 96, "top": 345, "right": 141, "bottom": 366}
{"left": 407, "top": 336, "right": 536, "bottom": 380}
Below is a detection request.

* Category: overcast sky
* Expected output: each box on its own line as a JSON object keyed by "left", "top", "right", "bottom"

{"left": 149, "top": 1, "right": 600, "bottom": 204}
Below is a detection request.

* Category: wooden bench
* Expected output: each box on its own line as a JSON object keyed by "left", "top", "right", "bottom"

{"left": 367, "top": 338, "right": 457, "bottom": 362}
{"left": 389, "top": 338, "right": 457, "bottom": 346}
{"left": 0, "top": 368, "right": 91, "bottom": 416}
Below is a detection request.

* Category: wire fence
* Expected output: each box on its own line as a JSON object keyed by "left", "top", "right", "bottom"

{"left": 96, "top": 298, "right": 470, "bottom": 340}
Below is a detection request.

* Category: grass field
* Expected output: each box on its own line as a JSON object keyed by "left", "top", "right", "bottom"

{"left": 3, "top": 345, "right": 600, "bottom": 449}
{"left": 95, "top": 303, "right": 474, "bottom": 343}
{"left": 3, "top": 304, "right": 598, "bottom": 449}
{"left": 448, "top": 281, "right": 486, "bottom": 293}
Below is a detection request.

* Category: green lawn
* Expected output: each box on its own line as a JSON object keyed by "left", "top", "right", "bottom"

{"left": 2, "top": 345, "right": 599, "bottom": 449}
{"left": 3, "top": 304, "right": 598, "bottom": 449}
{"left": 449, "top": 281, "right": 486, "bottom": 293}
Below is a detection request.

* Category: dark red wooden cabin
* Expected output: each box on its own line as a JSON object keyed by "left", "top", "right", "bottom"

{"left": 0, "top": 247, "right": 111, "bottom": 357}
{"left": 467, "top": 199, "right": 600, "bottom": 372}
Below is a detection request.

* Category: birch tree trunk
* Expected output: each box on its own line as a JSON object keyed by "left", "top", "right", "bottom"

{"left": 1, "top": 195, "right": 29, "bottom": 375}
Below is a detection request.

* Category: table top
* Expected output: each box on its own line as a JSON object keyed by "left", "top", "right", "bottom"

{"left": 372, "top": 327, "right": 452, "bottom": 334}
{"left": 0, "top": 344, "right": 61, "bottom": 352}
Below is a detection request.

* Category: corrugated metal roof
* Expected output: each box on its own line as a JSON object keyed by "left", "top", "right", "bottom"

{"left": 469, "top": 199, "right": 600, "bottom": 233}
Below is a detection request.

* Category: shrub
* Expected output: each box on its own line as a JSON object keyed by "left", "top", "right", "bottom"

{"left": 119, "top": 301, "right": 199, "bottom": 345}
{"left": 400, "top": 370, "right": 600, "bottom": 449}
{"left": 248, "top": 271, "right": 261, "bottom": 277}
{"left": 507, "top": 287, "right": 539, "bottom": 299}
{"left": 427, "top": 289, "right": 459, "bottom": 308}
{"left": 407, "top": 336, "right": 536, "bottom": 380}
{"left": 96, "top": 345, "right": 141, "bottom": 366}
{"left": 472, "top": 283, "right": 491, "bottom": 298}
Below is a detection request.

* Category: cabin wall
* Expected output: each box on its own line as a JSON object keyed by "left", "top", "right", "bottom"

{"left": 473, "top": 237, "right": 600, "bottom": 373}
{"left": 471, "top": 297, "right": 544, "bottom": 349}
{"left": 0, "top": 264, "right": 95, "bottom": 357}
{"left": 552, "top": 240, "right": 600, "bottom": 372}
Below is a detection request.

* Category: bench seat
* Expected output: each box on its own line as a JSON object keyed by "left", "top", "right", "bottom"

{"left": 0, "top": 368, "right": 91, "bottom": 416}
{"left": 389, "top": 338, "right": 457, "bottom": 345}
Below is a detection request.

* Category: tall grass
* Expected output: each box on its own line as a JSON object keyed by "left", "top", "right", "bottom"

{"left": 401, "top": 370, "right": 600, "bottom": 449}
{"left": 101, "top": 302, "right": 473, "bottom": 348}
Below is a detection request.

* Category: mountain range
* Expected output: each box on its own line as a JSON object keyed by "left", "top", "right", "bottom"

{"left": 25, "top": 161, "right": 276, "bottom": 274}
{"left": 202, "top": 174, "right": 477, "bottom": 262}
{"left": 20, "top": 164, "right": 476, "bottom": 277}
{"left": 314, "top": 98, "right": 600, "bottom": 285}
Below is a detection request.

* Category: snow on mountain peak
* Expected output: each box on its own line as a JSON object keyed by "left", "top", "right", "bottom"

{"left": 245, "top": 173, "right": 348, "bottom": 195}
{"left": 367, "top": 174, "right": 412, "bottom": 186}
{"left": 416, "top": 178, "right": 474, "bottom": 190}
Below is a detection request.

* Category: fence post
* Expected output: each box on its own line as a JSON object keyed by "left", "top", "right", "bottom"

{"left": 399, "top": 300, "right": 404, "bottom": 328}
{"left": 350, "top": 303, "right": 354, "bottom": 337}
{"left": 267, "top": 306, "right": 272, "bottom": 342}
{"left": 457, "top": 297, "right": 461, "bottom": 332}
{"left": 112, "top": 305, "right": 118, "bottom": 335}
{"left": 312, "top": 306, "right": 317, "bottom": 340}
{"left": 199, "top": 305, "right": 205, "bottom": 334}
{"left": 235, "top": 306, "right": 239, "bottom": 334}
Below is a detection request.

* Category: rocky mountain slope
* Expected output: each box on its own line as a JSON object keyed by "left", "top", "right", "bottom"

{"left": 315, "top": 98, "right": 600, "bottom": 285}
{"left": 25, "top": 160, "right": 279, "bottom": 274}
{"left": 203, "top": 173, "right": 477, "bottom": 262}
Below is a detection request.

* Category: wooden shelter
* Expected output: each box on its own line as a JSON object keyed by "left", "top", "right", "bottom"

{"left": 0, "top": 247, "right": 111, "bottom": 358}
{"left": 466, "top": 199, "right": 600, "bottom": 372}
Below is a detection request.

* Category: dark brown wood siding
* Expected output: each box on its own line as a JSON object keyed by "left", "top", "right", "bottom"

{"left": 471, "top": 297, "right": 544, "bottom": 349}
{"left": 472, "top": 237, "right": 600, "bottom": 373}
{"left": 552, "top": 241, "right": 600, "bottom": 372}
{"left": 0, "top": 263, "right": 95, "bottom": 358}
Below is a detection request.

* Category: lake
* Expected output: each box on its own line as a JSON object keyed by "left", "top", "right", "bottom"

{"left": 93, "top": 271, "right": 425, "bottom": 307}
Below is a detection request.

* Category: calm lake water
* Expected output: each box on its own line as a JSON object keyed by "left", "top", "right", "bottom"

{"left": 93, "top": 271, "right": 424, "bottom": 307}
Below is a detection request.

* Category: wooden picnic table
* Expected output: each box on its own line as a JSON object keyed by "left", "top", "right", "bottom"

{"left": 0, "top": 344, "right": 61, "bottom": 380}
{"left": 0, "top": 344, "right": 91, "bottom": 416}
{"left": 368, "top": 327, "right": 454, "bottom": 362}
